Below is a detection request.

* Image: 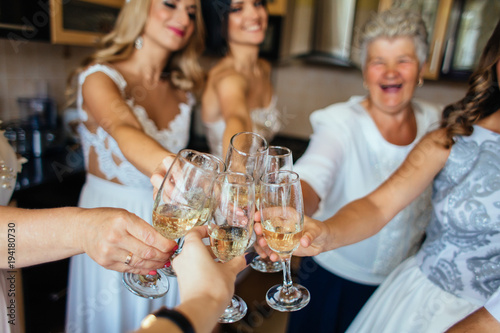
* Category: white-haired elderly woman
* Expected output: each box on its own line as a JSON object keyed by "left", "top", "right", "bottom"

{"left": 286, "top": 9, "right": 441, "bottom": 333}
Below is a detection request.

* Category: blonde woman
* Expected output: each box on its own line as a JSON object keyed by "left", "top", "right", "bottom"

{"left": 65, "top": 0, "right": 204, "bottom": 332}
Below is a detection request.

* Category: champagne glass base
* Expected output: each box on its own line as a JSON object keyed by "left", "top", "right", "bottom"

{"left": 122, "top": 270, "right": 170, "bottom": 299}
{"left": 266, "top": 283, "right": 310, "bottom": 312}
{"left": 218, "top": 295, "right": 248, "bottom": 323}
{"left": 250, "top": 256, "right": 282, "bottom": 273}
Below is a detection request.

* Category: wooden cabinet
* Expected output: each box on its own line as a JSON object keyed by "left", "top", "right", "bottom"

{"left": 378, "top": 0, "right": 500, "bottom": 80}
{"left": 49, "top": 0, "right": 123, "bottom": 46}
{"left": 378, "top": 0, "right": 453, "bottom": 80}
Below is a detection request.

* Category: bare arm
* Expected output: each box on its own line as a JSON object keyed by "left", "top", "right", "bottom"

{"left": 82, "top": 72, "right": 175, "bottom": 178}
{"left": 137, "top": 226, "right": 247, "bottom": 333}
{"left": 296, "top": 130, "right": 450, "bottom": 255}
{"left": 215, "top": 73, "right": 252, "bottom": 157}
{"left": 445, "top": 307, "right": 500, "bottom": 332}
{"left": 0, "top": 206, "right": 176, "bottom": 274}
{"left": 301, "top": 180, "right": 320, "bottom": 217}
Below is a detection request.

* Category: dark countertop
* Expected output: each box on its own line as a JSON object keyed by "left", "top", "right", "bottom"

{"left": 14, "top": 144, "right": 85, "bottom": 191}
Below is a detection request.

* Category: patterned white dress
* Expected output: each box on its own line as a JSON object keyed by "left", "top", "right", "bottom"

{"left": 347, "top": 125, "right": 500, "bottom": 333}
{"left": 65, "top": 64, "right": 194, "bottom": 333}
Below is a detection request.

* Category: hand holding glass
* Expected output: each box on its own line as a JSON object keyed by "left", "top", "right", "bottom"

{"left": 260, "top": 171, "right": 310, "bottom": 311}
{"left": 251, "top": 146, "right": 293, "bottom": 273}
{"left": 209, "top": 172, "right": 255, "bottom": 323}
{"left": 122, "top": 149, "right": 220, "bottom": 298}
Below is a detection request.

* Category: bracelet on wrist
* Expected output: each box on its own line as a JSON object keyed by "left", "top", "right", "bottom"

{"left": 146, "top": 306, "right": 195, "bottom": 333}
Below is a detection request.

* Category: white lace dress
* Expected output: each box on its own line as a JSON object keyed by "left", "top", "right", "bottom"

{"left": 65, "top": 64, "right": 194, "bottom": 333}
{"left": 204, "top": 96, "right": 281, "bottom": 158}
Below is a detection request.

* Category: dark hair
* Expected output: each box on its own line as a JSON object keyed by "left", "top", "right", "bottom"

{"left": 202, "top": 0, "right": 267, "bottom": 56}
{"left": 440, "top": 19, "right": 500, "bottom": 147}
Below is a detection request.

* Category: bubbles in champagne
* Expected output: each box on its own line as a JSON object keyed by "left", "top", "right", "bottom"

{"left": 153, "top": 204, "right": 201, "bottom": 239}
{"left": 262, "top": 218, "right": 303, "bottom": 255}
{"left": 209, "top": 226, "right": 250, "bottom": 262}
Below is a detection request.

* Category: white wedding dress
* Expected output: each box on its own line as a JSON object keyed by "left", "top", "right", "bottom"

{"left": 65, "top": 64, "right": 194, "bottom": 333}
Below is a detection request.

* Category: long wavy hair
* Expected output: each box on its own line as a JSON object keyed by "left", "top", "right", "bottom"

{"left": 66, "top": 0, "right": 205, "bottom": 104}
{"left": 440, "top": 19, "right": 500, "bottom": 148}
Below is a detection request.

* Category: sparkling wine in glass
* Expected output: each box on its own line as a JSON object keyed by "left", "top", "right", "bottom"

{"left": 122, "top": 149, "right": 220, "bottom": 298}
{"left": 163, "top": 153, "right": 227, "bottom": 274}
{"left": 209, "top": 172, "right": 255, "bottom": 323}
{"left": 251, "top": 146, "right": 293, "bottom": 273}
{"left": 260, "top": 170, "right": 310, "bottom": 311}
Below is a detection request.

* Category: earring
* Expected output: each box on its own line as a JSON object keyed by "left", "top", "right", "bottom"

{"left": 134, "top": 36, "right": 143, "bottom": 50}
{"left": 417, "top": 78, "right": 424, "bottom": 88}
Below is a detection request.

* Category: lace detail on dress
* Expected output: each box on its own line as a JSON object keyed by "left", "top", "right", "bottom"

{"left": 204, "top": 96, "right": 282, "bottom": 158}
{"left": 130, "top": 93, "right": 194, "bottom": 153}
{"left": 250, "top": 96, "right": 282, "bottom": 142}
{"left": 76, "top": 64, "right": 193, "bottom": 187}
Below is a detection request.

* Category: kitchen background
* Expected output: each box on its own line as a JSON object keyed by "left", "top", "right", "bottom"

{"left": 1, "top": 0, "right": 499, "bottom": 332}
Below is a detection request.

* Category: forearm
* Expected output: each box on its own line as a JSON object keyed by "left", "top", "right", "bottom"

{"left": 321, "top": 197, "right": 389, "bottom": 252}
{"left": 446, "top": 307, "right": 500, "bottom": 332}
{"left": 0, "top": 206, "right": 85, "bottom": 268}
{"left": 222, "top": 115, "right": 252, "bottom": 158}
{"left": 175, "top": 297, "right": 224, "bottom": 333}
{"left": 112, "top": 125, "right": 174, "bottom": 177}
{"left": 301, "top": 181, "right": 320, "bottom": 217}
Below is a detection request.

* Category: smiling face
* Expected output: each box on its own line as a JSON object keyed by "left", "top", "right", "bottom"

{"left": 142, "top": 0, "right": 197, "bottom": 52}
{"left": 363, "top": 37, "right": 422, "bottom": 115}
{"left": 227, "top": 0, "right": 268, "bottom": 47}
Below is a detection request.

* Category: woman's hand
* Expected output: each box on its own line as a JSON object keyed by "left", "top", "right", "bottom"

{"left": 173, "top": 226, "right": 246, "bottom": 305}
{"left": 150, "top": 154, "right": 177, "bottom": 199}
{"left": 78, "top": 208, "right": 177, "bottom": 275}
{"left": 254, "top": 212, "right": 331, "bottom": 259}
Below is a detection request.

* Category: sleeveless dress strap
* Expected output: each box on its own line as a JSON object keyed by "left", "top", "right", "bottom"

{"left": 77, "top": 64, "right": 127, "bottom": 122}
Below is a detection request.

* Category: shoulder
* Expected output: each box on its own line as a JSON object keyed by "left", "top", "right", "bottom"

{"left": 211, "top": 69, "right": 248, "bottom": 97}
{"left": 413, "top": 98, "right": 443, "bottom": 117}
{"left": 310, "top": 96, "right": 365, "bottom": 127}
{"left": 80, "top": 63, "right": 125, "bottom": 92}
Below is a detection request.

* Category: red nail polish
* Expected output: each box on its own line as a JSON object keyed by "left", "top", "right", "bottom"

{"left": 164, "top": 261, "right": 171, "bottom": 268}
{"left": 148, "top": 270, "right": 157, "bottom": 276}
{"left": 172, "top": 245, "right": 179, "bottom": 252}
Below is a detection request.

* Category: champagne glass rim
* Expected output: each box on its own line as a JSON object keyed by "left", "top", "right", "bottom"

{"left": 260, "top": 170, "right": 299, "bottom": 186}
{"left": 229, "top": 132, "right": 269, "bottom": 157}
{"left": 268, "top": 146, "right": 292, "bottom": 158}
{"left": 175, "top": 149, "right": 221, "bottom": 173}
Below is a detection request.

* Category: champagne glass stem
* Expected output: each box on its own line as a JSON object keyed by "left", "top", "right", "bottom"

{"left": 280, "top": 255, "right": 293, "bottom": 292}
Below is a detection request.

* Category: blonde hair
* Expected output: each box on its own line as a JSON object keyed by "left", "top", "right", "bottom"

{"left": 66, "top": 0, "right": 205, "bottom": 105}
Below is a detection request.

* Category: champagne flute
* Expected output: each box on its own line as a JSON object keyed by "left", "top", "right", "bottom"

{"left": 260, "top": 170, "right": 310, "bottom": 311}
{"left": 251, "top": 146, "right": 293, "bottom": 273}
{"left": 225, "top": 131, "right": 269, "bottom": 184}
{"left": 209, "top": 172, "right": 255, "bottom": 323}
{"left": 162, "top": 153, "right": 226, "bottom": 276}
{"left": 122, "top": 149, "right": 220, "bottom": 298}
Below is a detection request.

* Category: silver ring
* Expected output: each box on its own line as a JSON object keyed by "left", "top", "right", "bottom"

{"left": 124, "top": 252, "right": 133, "bottom": 265}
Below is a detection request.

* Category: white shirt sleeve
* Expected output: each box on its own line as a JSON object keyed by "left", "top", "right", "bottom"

{"left": 293, "top": 108, "right": 347, "bottom": 202}
{"left": 485, "top": 289, "right": 500, "bottom": 322}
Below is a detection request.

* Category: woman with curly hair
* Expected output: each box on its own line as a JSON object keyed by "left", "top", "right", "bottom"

{"left": 64, "top": 0, "right": 205, "bottom": 332}
{"left": 259, "top": 18, "right": 500, "bottom": 332}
